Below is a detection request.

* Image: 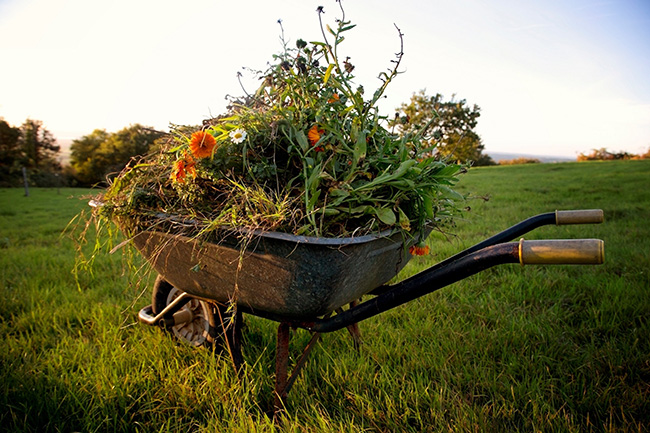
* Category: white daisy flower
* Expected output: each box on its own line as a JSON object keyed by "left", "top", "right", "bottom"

{"left": 229, "top": 128, "right": 247, "bottom": 144}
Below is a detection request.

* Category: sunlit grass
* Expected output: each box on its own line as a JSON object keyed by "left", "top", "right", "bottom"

{"left": 1, "top": 161, "right": 649, "bottom": 432}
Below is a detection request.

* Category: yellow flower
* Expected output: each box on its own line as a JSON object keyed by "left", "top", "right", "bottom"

{"left": 189, "top": 131, "right": 217, "bottom": 159}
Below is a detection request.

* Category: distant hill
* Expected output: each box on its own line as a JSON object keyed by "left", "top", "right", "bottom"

{"left": 487, "top": 151, "right": 574, "bottom": 163}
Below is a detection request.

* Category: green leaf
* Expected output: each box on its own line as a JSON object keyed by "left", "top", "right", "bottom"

{"left": 354, "top": 160, "right": 418, "bottom": 191}
{"left": 397, "top": 206, "right": 411, "bottom": 231}
{"left": 329, "top": 188, "right": 349, "bottom": 198}
{"left": 390, "top": 179, "right": 415, "bottom": 189}
{"left": 376, "top": 207, "right": 396, "bottom": 226}
{"left": 323, "top": 64, "right": 335, "bottom": 85}
{"left": 307, "top": 167, "right": 321, "bottom": 190}
{"left": 328, "top": 189, "right": 350, "bottom": 206}
{"left": 349, "top": 205, "right": 371, "bottom": 215}
{"left": 296, "top": 130, "right": 309, "bottom": 153}
{"left": 422, "top": 193, "right": 435, "bottom": 219}
{"left": 319, "top": 207, "right": 340, "bottom": 216}
{"left": 296, "top": 225, "right": 312, "bottom": 235}
{"left": 439, "top": 185, "right": 465, "bottom": 201}
{"left": 307, "top": 189, "right": 321, "bottom": 209}
{"left": 353, "top": 130, "right": 367, "bottom": 164}
{"left": 169, "top": 144, "right": 184, "bottom": 153}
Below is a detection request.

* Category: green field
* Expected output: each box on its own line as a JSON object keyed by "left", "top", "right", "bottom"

{"left": 1, "top": 160, "right": 649, "bottom": 432}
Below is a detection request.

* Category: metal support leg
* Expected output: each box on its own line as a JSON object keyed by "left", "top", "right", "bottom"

{"left": 336, "top": 302, "right": 362, "bottom": 350}
{"left": 283, "top": 332, "right": 321, "bottom": 396}
{"left": 273, "top": 322, "right": 323, "bottom": 416}
{"left": 343, "top": 300, "right": 362, "bottom": 350}
{"left": 274, "top": 322, "right": 291, "bottom": 414}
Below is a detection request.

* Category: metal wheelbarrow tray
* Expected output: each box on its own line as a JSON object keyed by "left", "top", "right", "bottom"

{"left": 132, "top": 227, "right": 420, "bottom": 320}
{"left": 127, "top": 208, "right": 605, "bottom": 412}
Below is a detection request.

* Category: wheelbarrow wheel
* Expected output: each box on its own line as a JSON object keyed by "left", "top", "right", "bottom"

{"left": 152, "top": 275, "right": 217, "bottom": 348}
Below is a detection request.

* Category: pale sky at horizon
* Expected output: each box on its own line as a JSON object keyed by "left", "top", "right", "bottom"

{"left": 1, "top": 0, "right": 649, "bottom": 158}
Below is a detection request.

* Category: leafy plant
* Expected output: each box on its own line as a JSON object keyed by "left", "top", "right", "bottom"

{"left": 97, "top": 2, "right": 465, "bottom": 241}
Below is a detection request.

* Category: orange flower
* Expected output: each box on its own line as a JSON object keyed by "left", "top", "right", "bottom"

{"left": 327, "top": 93, "right": 340, "bottom": 103}
{"left": 171, "top": 160, "right": 187, "bottom": 183}
{"left": 308, "top": 124, "right": 326, "bottom": 152}
{"left": 409, "top": 242, "right": 430, "bottom": 256}
{"left": 171, "top": 153, "right": 196, "bottom": 183}
{"left": 307, "top": 124, "right": 324, "bottom": 146}
{"left": 189, "top": 131, "right": 217, "bottom": 158}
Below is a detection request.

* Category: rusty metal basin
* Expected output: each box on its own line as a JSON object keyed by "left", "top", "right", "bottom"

{"left": 131, "top": 228, "right": 420, "bottom": 320}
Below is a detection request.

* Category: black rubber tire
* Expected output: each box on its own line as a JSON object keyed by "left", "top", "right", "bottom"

{"left": 151, "top": 275, "right": 218, "bottom": 347}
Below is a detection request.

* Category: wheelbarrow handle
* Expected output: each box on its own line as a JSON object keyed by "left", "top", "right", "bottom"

{"left": 519, "top": 238, "right": 604, "bottom": 265}
{"left": 555, "top": 209, "right": 604, "bottom": 225}
{"left": 369, "top": 209, "right": 604, "bottom": 298}
{"left": 306, "top": 238, "right": 605, "bottom": 333}
{"left": 137, "top": 292, "right": 193, "bottom": 327}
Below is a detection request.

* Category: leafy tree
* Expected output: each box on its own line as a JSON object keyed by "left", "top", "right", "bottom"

{"left": 0, "top": 119, "right": 22, "bottom": 185}
{"left": 68, "top": 129, "right": 111, "bottom": 186}
{"left": 69, "top": 124, "right": 164, "bottom": 186}
{"left": 100, "top": 124, "right": 164, "bottom": 174}
{"left": 391, "top": 90, "right": 494, "bottom": 166}
{"left": 0, "top": 118, "right": 62, "bottom": 186}
{"left": 20, "top": 119, "right": 61, "bottom": 170}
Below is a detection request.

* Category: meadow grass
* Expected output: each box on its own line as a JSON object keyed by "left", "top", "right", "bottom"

{"left": 1, "top": 160, "right": 648, "bottom": 432}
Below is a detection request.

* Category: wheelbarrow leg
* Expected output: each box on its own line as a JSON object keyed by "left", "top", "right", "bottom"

{"left": 273, "top": 323, "right": 322, "bottom": 416}
{"left": 337, "top": 299, "right": 362, "bottom": 350}
{"left": 273, "top": 322, "right": 291, "bottom": 414}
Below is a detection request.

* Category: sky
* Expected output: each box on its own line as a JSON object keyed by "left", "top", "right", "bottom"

{"left": 1, "top": 0, "right": 649, "bottom": 158}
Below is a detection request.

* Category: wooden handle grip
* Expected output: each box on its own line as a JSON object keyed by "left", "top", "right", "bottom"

{"left": 555, "top": 209, "right": 604, "bottom": 225}
{"left": 519, "top": 239, "right": 605, "bottom": 265}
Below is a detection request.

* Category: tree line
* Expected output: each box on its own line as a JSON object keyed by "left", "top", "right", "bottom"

{"left": 577, "top": 147, "right": 650, "bottom": 161}
{"left": 1, "top": 91, "right": 499, "bottom": 188}
{"left": 0, "top": 120, "right": 165, "bottom": 187}
{"left": 66, "top": 126, "right": 165, "bottom": 186}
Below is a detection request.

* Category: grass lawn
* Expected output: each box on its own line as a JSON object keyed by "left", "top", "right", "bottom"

{"left": 1, "top": 160, "right": 649, "bottom": 432}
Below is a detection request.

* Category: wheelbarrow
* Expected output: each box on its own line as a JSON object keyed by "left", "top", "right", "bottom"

{"left": 111, "top": 206, "right": 605, "bottom": 411}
